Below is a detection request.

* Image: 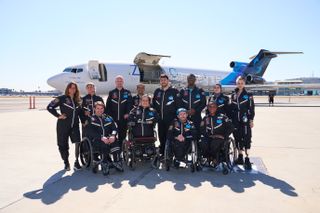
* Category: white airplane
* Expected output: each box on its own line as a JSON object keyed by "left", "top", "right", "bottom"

{"left": 47, "top": 49, "right": 304, "bottom": 95}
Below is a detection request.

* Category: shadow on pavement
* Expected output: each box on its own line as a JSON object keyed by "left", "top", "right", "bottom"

{"left": 23, "top": 165, "right": 297, "bottom": 205}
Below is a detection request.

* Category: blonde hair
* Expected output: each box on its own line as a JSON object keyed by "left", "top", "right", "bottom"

{"left": 236, "top": 76, "right": 246, "bottom": 84}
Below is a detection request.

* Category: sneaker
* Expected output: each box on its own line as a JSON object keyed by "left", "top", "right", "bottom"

{"left": 101, "top": 163, "right": 110, "bottom": 176}
{"left": 200, "top": 157, "right": 207, "bottom": 166}
{"left": 244, "top": 157, "right": 252, "bottom": 170}
{"left": 74, "top": 161, "right": 82, "bottom": 171}
{"left": 64, "top": 161, "right": 70, "bottom": 171}
{"left": 235, "top": 154, "right": 244, "bottom": 165}
{"left": 210, "top": 161, "right": 219, "bottom": 169}
{"left": 113, "top": 161, "right": 124, "bottom": 172}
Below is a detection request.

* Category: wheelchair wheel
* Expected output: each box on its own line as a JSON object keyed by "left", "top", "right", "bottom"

{"left": 79, "top": 137, "right": 93, "bottom": 168}
{"left": 164, "top": 141, "right": 171, "bottom": 171}
{"left": 190, "top": 141, "right": 197, "bottom": 173}
{"left": 123, "top": 140, "right": 135, "bottom": 170}
{"left": 225, "top": 137, "right": 237, "bottom": 170}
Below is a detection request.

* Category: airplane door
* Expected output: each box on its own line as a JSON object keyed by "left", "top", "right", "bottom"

{"left": 98, "top": 63, "right": 107, "bottom": 81}
{"left": 88, "top": 60, "right": 101, "bottom": 80}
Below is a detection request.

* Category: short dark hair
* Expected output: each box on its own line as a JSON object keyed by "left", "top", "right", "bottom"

{"left": 214, "top": 83, "right": 222, "bottom": 89}
{"left": 187, "top": 74, "right": 196, "bottom": 79}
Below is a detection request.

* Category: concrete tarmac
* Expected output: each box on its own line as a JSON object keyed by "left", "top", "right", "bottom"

{"left": 0, "top": 97, "right": 320, "bottom": 212}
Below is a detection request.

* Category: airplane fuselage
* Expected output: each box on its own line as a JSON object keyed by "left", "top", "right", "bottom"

{"left": 47, "top": 62, "right": 230, "bottom": 95}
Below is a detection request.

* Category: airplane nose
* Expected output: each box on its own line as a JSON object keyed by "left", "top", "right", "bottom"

{"left": 47, "top": 75, "right": 59, "bottom": 88}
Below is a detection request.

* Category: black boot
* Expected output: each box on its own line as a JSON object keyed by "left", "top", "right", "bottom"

{"left": 113, "top": 161, "right": 124, "bottom": 172}
{"left": 173, "top": 159, "right": 180, "bottom": 169}
{"left": 101, "top": 162, "right": 110, "bottom": 176}
{"left": 235, "top": 154, "right": 244, "bottom": 165}
{"left": 74, "top": 161, "right": 82, "bottom": 171}
{"left": 244, "top": 157, "right": 252, "bottom": 170}
{"left": 92, "top": 161, "right": 99, "bottom": 174}
{"left": 64, "top": 161, "right": 70, "bottom": 171}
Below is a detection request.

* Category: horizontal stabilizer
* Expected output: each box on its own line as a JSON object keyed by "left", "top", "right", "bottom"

{"left": 249, "top": 51, "right": 303, "bottom": 59}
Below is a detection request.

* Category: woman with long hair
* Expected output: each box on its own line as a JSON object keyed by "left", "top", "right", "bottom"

{"left": 47, "top": 82, "right": 83, "bottom": 170}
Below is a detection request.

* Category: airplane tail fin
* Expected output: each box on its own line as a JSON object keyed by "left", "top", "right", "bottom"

{"left": 220, "top": 49, "right": 303, "bottom": 85}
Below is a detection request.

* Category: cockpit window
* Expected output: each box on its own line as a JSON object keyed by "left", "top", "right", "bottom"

{"left": 63, "top": 68, "right": 83, "bottom": 73}
{"left": 63, "top": 68, "right": 72, "bottom": 72}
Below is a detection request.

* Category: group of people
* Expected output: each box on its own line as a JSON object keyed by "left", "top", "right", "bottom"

{"left": 47, "top": 73, "right": 255, "bottom": 175}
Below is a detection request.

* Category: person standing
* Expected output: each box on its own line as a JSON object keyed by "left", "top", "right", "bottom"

{"left": 106, "top": 75, "right": 133, "bottom": 148}
{"left": 152, "top": 74, "right": 181, "bottom": 155}
{"left": 132, "top": 83, "right": 147, "bottom": 108}
{"left": 47, "top": 82, "right": 82, "bottom": 171}
{"left": 179, "top": 74, "right": 206, "bottom": 136}
{"left": 82, "top": 82, "right": 104, "bottom": 118}
{"left": 230, "top": 76, "right": 255, "bottom": 170}
{"left": 207, "top": 84, "right": 230, "bottom": 116}
{"left": 268, "top": 91, "right": 275, "bottom": 107}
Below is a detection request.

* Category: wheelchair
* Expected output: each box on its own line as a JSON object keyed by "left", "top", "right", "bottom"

{"left": 122, "top": 126, "right": 159, "bottom": 170}
{"left": 79, "top": 137, "right": 98, "bottom": 170}
{"left": 163, "top": 139, "right": 199, "bottom": 173}
{"left": 79, "top": 136, "right": 122, "bottom": 174}
{"left": 199, "top": 136, "right": 238, "bottom": 175}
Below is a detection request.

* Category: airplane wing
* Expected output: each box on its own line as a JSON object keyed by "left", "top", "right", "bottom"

{"left": 134, "top": 52, "right": 171, "bottom": 66}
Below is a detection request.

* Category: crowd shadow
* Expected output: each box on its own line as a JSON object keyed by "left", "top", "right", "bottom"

{"left": 23, "top": 164, "right": 297, "bottom": 205}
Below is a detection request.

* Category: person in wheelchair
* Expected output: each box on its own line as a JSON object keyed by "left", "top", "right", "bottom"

{"left": 166, "top": 108, "right": 197, "bottom": 169}
{"left": 126, "top": 95, "right": 159, "bottom": 168}
{"left": 84, "top": 101, "right": 123, "bottom": 175}
{"left": 128, "top": 94, "right": 159, "bottom": 138}
{"left": 200, "top": 100, "right": 234, "bottom": 169}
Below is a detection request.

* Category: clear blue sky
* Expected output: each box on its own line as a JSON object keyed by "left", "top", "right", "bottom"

{"left": 0, "top": 0, "right": 319, "bottom": 91}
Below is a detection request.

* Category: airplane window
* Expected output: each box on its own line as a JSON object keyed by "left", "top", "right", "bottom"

{"left": 76, "top": 68, "right": 83, "bottom": 73}
{"left": 71, "top": 68, "right": 77, "bottom": 73}
{"left": 63, "top": 68, "right": 72, "bottom": 72}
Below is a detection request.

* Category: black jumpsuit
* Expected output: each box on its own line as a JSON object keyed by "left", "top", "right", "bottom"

{"left": 230, "top": 88, "right": 255, "bottom": 150}
{"left": 200, "top": 113, "right": 234, "bottom": 161}
{"left": 207, "top": 93, "right": 230, "bottom": 116}
{"left": 179, "top": 86, "right": 206, "bottom": 134}
{"left": 82, "top": 94, "right": 104, "bottom": 117}
{"left": 81, "top": 94, "right": 105, "bottom": 137}
{"left": 166, "top": 119, "right": 197, "bottom": 161}
{"left": 85, "top": 114, "right": 121, "bottom": 163}
{"left": 128, "top": 106, "right": 159, "bottom": 138}
{"left": 106, "top": 88, "right": 133, "bottom": 147}
{"left": 47, "top": 95, "right": 82, "bottom": 164}
{"left": 152, "top": 86, "right": 181, "bottom": 155}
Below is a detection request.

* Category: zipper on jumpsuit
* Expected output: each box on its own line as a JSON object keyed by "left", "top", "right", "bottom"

{"left": 141, "top": 108, "right": 145, "bottom": 136}
{"left": 91, "top": 95, "right": 95, "bottom": 116}
{"left": 118, "top": 90, "right": 120, "bottom": 120}
{"left": 98, "top": 117, "right": 105, "bottom": 137}
{"left": 71, "top": 98, "right": 75, "bottom": 128}
{"left": 161, "top": 90, "right": 166, "bottom": 120}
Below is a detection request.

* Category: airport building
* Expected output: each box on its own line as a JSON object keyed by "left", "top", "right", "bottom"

{"left": 0, "top": 88, "right": 61, "bottom": 96}
{"left": 251, "top": 77, "right": 320, "bottom": 96}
